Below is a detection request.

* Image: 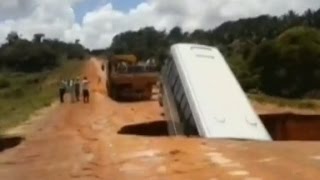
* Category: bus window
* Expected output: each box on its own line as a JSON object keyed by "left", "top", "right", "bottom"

{"left": 173, "top": 77, "right": 181, "bottom": 97}
{"left": 175, "top": 82, "right": 184, "bottom": 105}
{"left": 185, "top": 115, "right": 199, "bottom": 136}
{"left": 169, "top": 65, "right": 178, "bottom": 88}
{"left": 165, "top": 59, "right": 172, "bottom": 78}
{"left": 166, "top": 61, "right": 173, "bottom": 80}
{"left": 178, "top": 96, "right": 188, "bottom": 122}
{"left": 183, "top": 106, "right": 192, "bottom": 123}
{"left": 166, "top": 57, "right": 174, "bottom": 76}
{"left": 171, "top": 76, "right": 178, "bottom": 93}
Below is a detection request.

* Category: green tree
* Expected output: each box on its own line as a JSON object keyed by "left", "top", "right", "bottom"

{"left": 33, "top": 33, "right": 45, "bottom": 43}
{"left": 6, "top": 31, "right": 19, "bottom": 45}
{"left": 250, "top": 27, "right": 320, "bottom": 97}
{"left": 168, "top": 26, "right": 184, "bottom": 44}
{"left": 0, "top": 39, "right": 59, "bottom": 72}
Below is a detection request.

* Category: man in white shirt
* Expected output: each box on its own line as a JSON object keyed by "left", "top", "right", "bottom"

{"left": 69, "top": 79, "right": 76, "bottom": 103}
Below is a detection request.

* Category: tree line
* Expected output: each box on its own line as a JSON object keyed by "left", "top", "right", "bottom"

{"left": 105, "top": 8, "right": 320, "bottom": 98}
{"left": 0, "top": 32, "right": 88, "bottom": 73}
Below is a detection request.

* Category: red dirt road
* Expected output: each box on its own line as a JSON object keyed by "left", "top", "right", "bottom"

{"left": 0, "top": 58, "right": 320, "bottom": 180}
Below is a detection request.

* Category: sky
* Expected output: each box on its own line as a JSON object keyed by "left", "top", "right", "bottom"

{"left": 74, "top": 0, "right": 145, "bottom": 23}
{"left": 0, "top": 0, "right": 319, "bottom": 49}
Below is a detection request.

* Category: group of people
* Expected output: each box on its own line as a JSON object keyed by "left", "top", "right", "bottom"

{"left": 59, "top": 77, "right": 90, "bottom": 103}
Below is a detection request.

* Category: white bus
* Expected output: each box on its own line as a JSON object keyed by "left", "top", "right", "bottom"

{"left": 159, "top": 43, "right": 272, "bottom": 141}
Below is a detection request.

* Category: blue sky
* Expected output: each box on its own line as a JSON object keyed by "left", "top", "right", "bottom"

{"left": 75, "top": 0, "right": 145, "bottom": 23}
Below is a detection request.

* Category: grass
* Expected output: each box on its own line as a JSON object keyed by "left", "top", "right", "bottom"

{"left": 249, "top": 94, "right": 320, "bottom": 109}
{"left": 0, "top": 60, "right": 84, "bottom": 133}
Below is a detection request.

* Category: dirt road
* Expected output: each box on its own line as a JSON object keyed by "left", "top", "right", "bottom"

{"left": 0, "top": 58, "right": 320, "bottom": 180}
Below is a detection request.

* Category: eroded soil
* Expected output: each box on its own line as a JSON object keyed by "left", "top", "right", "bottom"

{"left": 0, "top": 58, "right": 320, "bottom": 180}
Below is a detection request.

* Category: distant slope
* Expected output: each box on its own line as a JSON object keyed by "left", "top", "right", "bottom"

{"left": 0, "top": 60, "right": 84, "bottom": 133}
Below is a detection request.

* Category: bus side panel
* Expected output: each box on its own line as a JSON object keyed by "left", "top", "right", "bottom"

{"left": 160, "top": 68, "right": 184, "bottom": 135}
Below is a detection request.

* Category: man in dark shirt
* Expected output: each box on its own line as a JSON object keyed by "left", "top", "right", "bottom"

{"left": 59, "top": 79, "right": 67, "bottom": 103}
{"left": 74, "top": 77, "right": 81, "bottom": 102}
{"left": 82, "top": 77, "right": 90, "bottom": 103}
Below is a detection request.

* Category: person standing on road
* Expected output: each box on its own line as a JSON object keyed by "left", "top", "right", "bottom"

{"left": 101, "top": 63, "right": 105, "bottom": 71}
{"left": 69, "top": 79, "right": 76, "bottom": 103}
{"left": 59, "top": 79, "right": 67, "bottom": 103}
{"left": 66, "top": 79, "right": 71, "bottom": 94}
{"left": 82, "top": 77, "right": 90, "bottom": 103}
{"left": 74, "top": 77, "right": 81, "bottom": 102}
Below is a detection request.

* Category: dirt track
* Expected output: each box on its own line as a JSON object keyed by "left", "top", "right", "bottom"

{"left": 0, "top": 58, "right": 320, "bottom": 180}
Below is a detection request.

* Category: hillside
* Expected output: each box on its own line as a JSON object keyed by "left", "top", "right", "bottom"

{"left": 0, "top": 61, "right": 83, "bottom": 133}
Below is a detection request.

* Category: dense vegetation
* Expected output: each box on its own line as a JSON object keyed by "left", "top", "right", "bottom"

{"left": 250, "top": 27, "right": 320, "bottom": 98}
{"left": 0, "top": 61, "right": 83, "bottom": 133}
{"left": 105, "top": 8, "right": 320, "bottom": 98}
{"left": 0, "top": 32, "right": 88, "bottom": 72}
{"left": 0, "top": 32, "right": 87, "bottom": 132}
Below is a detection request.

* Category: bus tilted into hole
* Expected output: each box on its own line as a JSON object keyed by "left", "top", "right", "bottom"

{"left": 159, "top": 43, "right": 272, "bottom": 141}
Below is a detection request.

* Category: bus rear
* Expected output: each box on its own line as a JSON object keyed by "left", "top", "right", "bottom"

{"left": 160, "top": 43, "right": 272, "bottom": 141}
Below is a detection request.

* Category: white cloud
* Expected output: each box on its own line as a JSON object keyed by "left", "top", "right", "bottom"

{"left": 0, "top": 0, "right": 319, "bottom": 49}
{"left": 0, "top": 0, "right": 80, "bottom": 42}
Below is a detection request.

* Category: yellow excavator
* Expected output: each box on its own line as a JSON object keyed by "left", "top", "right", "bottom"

{"left": 106, "top": 54, "right": 159, "bottom": 101}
